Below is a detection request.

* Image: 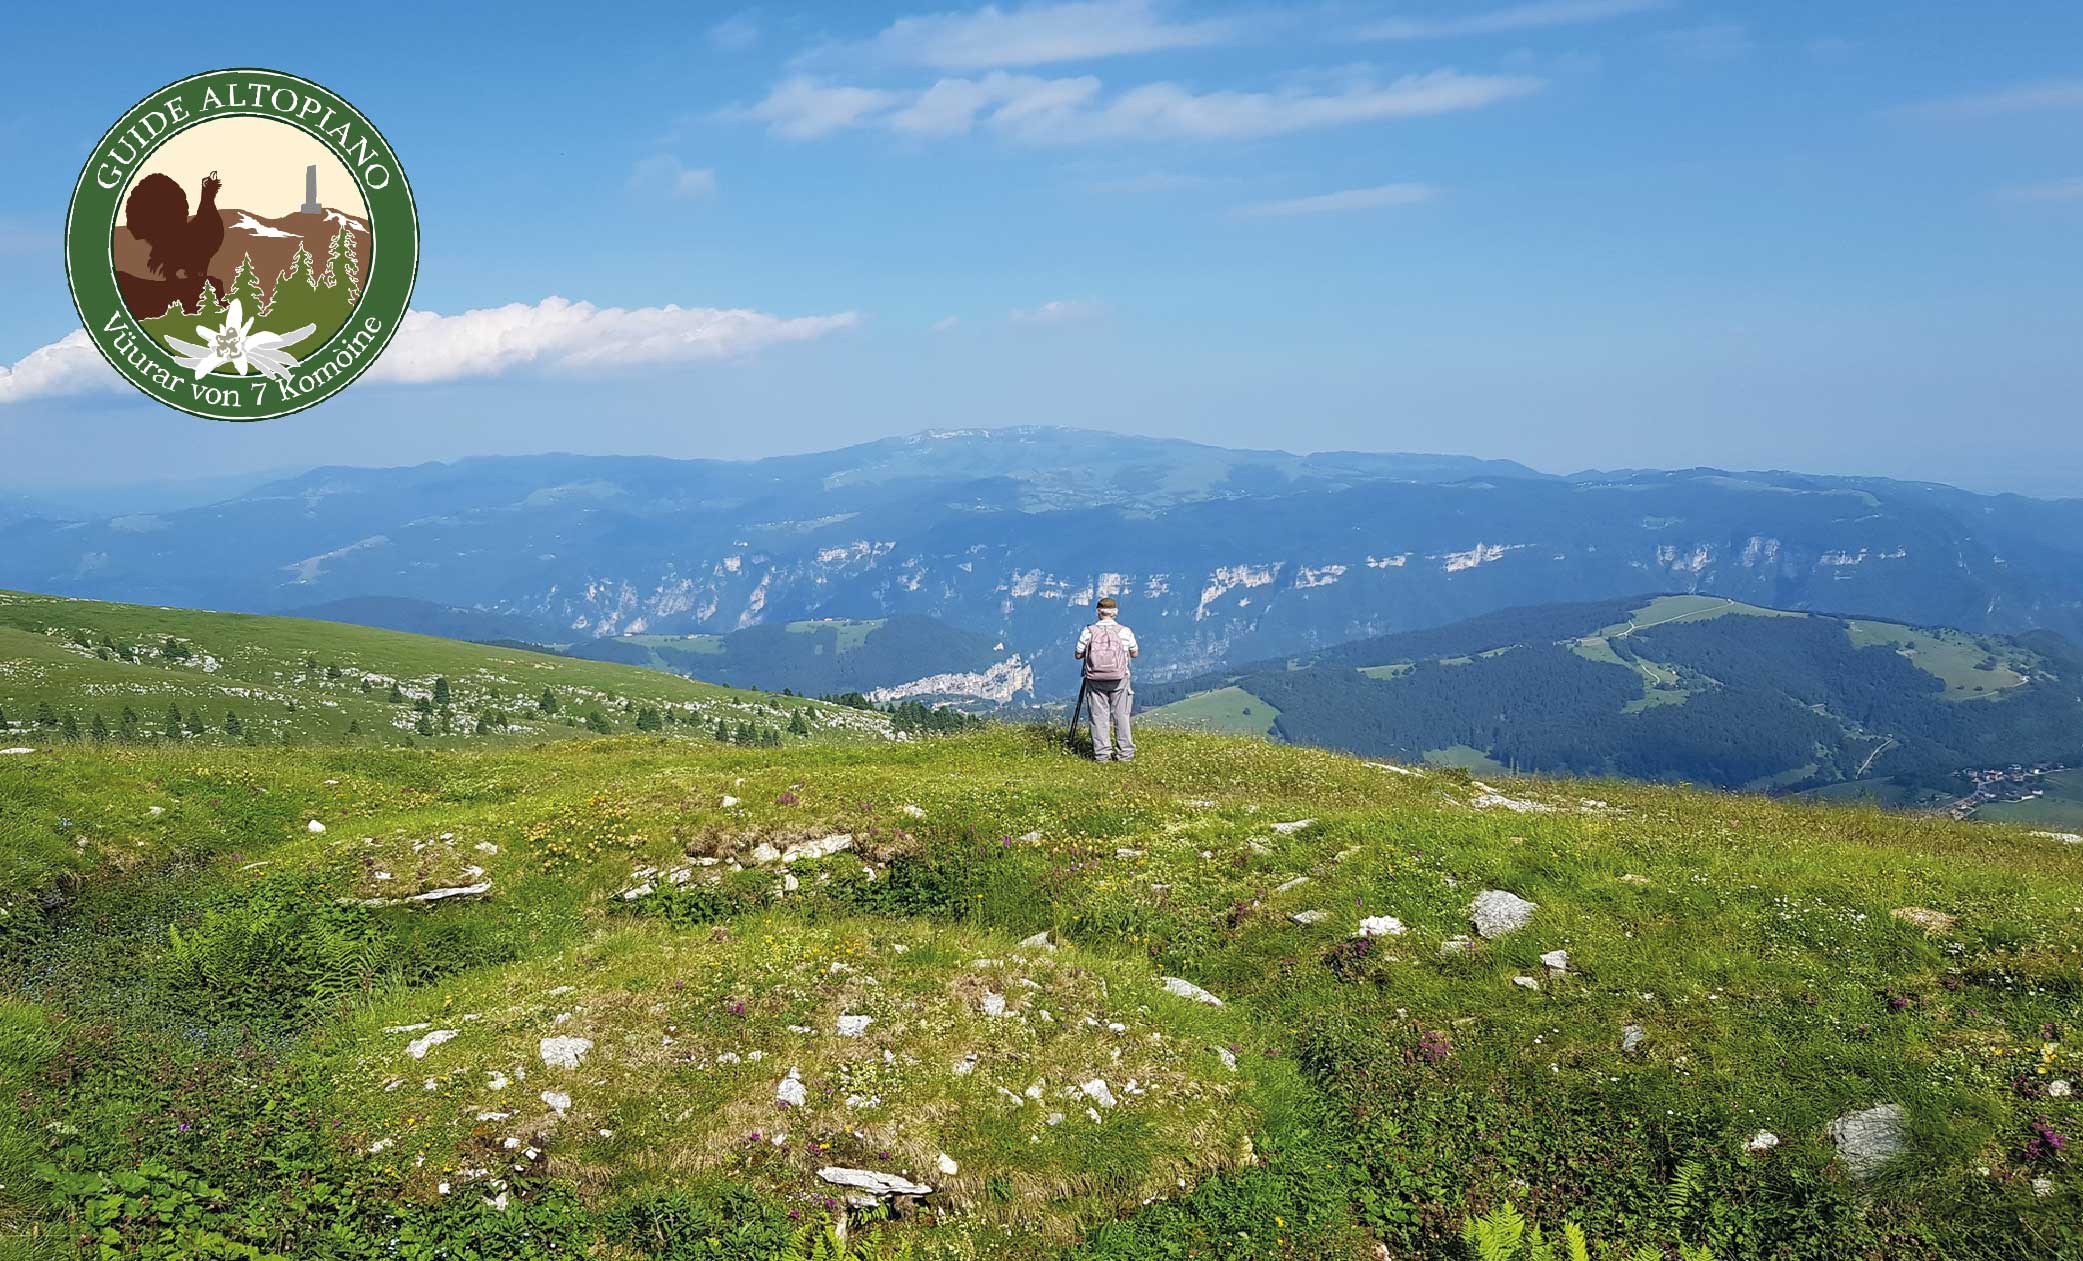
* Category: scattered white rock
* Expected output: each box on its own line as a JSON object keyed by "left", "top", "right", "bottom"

{"left": 777, "top": 1069, "right": 807, "bottom": 1108}
{"left": 148, "top": 805, "right": 165, "bottom": 817}
{"left": 1018, "top": 930, "right": 1055, "bottom": 950}
{"left": 836, "top": 1014, "right": 874, "bottom": 1038}
{"left": 1270, "top": 819, "right": 1315, "bottom": 833}
{"left": 2032, "top": 831, "right": 2083, "bottom": 845}
{"left": 1081, "top": 1078, "right": 1118, "bottom": 1109}
{"left": 1890, "top": 906, "right": 1955, "bottom": 935}
{"left": 1827, "top": 1104, "right": 1907, "bottom": 1177}
{"left": 1160, "top": 977, "right": 1223, "bottom": 1006}
{"left": 936, "top": 1152, "right": 960, "bottom": 1176}
{"left": 1116, "top": 847, "right": 1143, "bottom": 858}
{"left": 538, "top": 1036, "right": 593, "bottom": 1069}
{"left": 620, "top": 883, "right": 655, "bottom": 901}
{"left": 819, "top": 1166, "right": 932, "bottom": 1197}
{"left": 1215, "top": 1046, "right": 1238, "bottom": 1071}
{"left": 1467, "top": 783, "right": 1553, "bottom": 813}
{"left": 901, "top": 804, "right": 925, "bottom": 819}
{"left": 783, "top": 834, "right": 853, "bottom": 863}
{"left": 2051, "top": 1080, "right": 2073, "bottom": 1098}
{"left": 1355, "top": 916, "right": 1408, "bottom": 938}
{"left": 721, "top": 795, "right": 739, "bottom": 809}
{"left": 1747, "top": 1131, "right": 1780, "bottom": 1153}
{"left": 1273, "top": 876, "right": 1311, "bottom": 894}
{"left": 384, "top": 1022, "right": 433, "bottom": 1034}
{"left": 0, "top": 748, "right": 35, "bottom": 755}
{"left": 1617, "top": 873, "right": 1651, "bottom": 887}
{"left": 953, "top": 1053, "right": 979, "bottom": 1075}
{"left": 1512, "top": 975, "right": 1541, "bottom": 991}
{"left": 1439, "top": 936, "right": 1472, "bottom": 955}
{"left": 980, "top": 992, "right": 1008, "bottom": 1018}
{"left": 1621, "top": 1025, "right": 1645, "bottom": 1053}
{"left": 406, "top": 1029, "right": 458, "bottom": 1059}
{"left": 307, "top": 819, "right": 326, "bottom": 833}
{"left": 2034, "top": 1177, "right": 2055, "bottom": 1198}
{"left": 1540, "top": 949, "right": 1569, "bottom": 974}
{"left": 1471, "top": 890, "right": 1538, "bottom": 939}
{"left": 540, "top": 1090, "right": 570, "bottom": 1114}
{"left": 1290, "top": 910, "right": 1327, "bottom": 926}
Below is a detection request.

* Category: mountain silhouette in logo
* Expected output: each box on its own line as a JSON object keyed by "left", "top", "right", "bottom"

{"left": 112, "top": 170, "right": 372, "bottom": 323}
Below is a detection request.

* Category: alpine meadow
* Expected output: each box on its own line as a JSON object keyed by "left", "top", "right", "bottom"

{"left": 8, "top": 2, "right": 2083, "bottom": 1258}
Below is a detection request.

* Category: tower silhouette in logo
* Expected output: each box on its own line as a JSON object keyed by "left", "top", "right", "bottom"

{"left": 299, "top": 164, "right": 323, "bottom": 215}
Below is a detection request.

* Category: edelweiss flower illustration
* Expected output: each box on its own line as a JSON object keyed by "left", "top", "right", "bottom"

{"left": 162, "top": 300, "right": 317, "bottom": 381}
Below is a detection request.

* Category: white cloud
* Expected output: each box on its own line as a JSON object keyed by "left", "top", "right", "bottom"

{"left": 0, "top": 299, "right": 859, "bottom": 403}
{"left": 0, "top": 330, "right": 117, "bottom": 404}
{"left": 748, "top": 69, "right": 1540, "bottom": 143}
{"left": 745, "top": 78, "right": 906, "bottom": 139}
{"left": 843, "top": 0, "right": 1237, "bottom": 70}
{"left": 932, "top": 315, "right": 962, "bottom": 332}
{"left": 1360, "top": 0, "right": 1669, "bottom": 40}
{"left": 630, "top": 155, "right": 718, "bottom": 200}
{"left": 1235, "top": 183, "right": 1439, "bottom": 218}
{"left": 1010, "top": 299, "right": 1103, "bottom": 324}
{"left": 1893, "top": 79, "right": 2083, "bottom": 121}
{"left": 1995, "top": 177, "right": 2083, "bottom": 204}
{"left": 710, "top": 12, "right": 761, "bottom": 52}
{"left": 370, "top": 298, "right": 858, "bottom": 383}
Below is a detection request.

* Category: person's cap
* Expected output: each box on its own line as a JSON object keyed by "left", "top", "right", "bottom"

{"left": 1095, "top": 596, "right": 1118, "bottom": 610}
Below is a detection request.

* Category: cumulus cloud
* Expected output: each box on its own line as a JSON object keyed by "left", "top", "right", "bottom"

{"left": 748, "top": 69, "right": 1540, "bottom": 143}
{"left": 0, "top": 298, "right": 858, "bottom": 404}
{"left": 1892, "top": 79, "right": 2083, "bottom": 121}
{"left": 630, "top": 154, "right": 719, "bottom": 200}
{"left": 1360, "top": 0, "right": 1669, "bottom": 40}
{"left": 1234, "top": 183, "right": 1439, "bottom": 218}
{"left": 1010, "top": 299, "right": 1103, "bottom": 324}
{"left": 0, "top": 330, "right": 117, "bottom": 404}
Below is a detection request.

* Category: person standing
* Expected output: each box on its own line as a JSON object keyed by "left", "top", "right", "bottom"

{"left": 1075, "top": 596, "right": 1140, "bottom": 762}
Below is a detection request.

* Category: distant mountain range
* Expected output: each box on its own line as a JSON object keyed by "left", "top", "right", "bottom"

{"left": 2, "top": 427, "right": 2081, "bottom": 698}
{"left": 1141, "top": 594, "right": 2083, "bottom": 797}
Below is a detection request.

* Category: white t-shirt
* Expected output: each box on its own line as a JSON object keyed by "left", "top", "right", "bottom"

{"left": 1077, "top": 620, "right": 1139, "bottom": 656}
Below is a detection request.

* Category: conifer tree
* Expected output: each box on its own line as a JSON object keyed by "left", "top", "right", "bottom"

{"left": 433, "top": 676, "right": 451, "bottom": 707}
{"left": 166, "top": 702, "right": 183, "bottom": 737}
{"left": 90, "top": 713, "right": 109, "bottom": 743}
{"left": 787, "top": 710, "right": 810, "bottom": 736}
{"left": 539, "top": 688, "right": 559, "bottom": 715}
{"left": 585, "top": 710, "right": 612, "bottom": 734}
{"left": 223, "top": 709, "right": 242, "bottom": 736}
{"left": 119, "top": 706, "right": 139, "bottom": 741}
{"left": 62, "top": 714, "right": 80, "bottom": 741}
{"left": 635, "top": 707, "right": 661, "bottom": 731}
{"left": 474, "top": 716, "right": 492, "bottom": 735}
{"left": 36, "top": 701, "right": 57, "bottom": 727}
{"left": 416, "top": 713, "right": 436, "bottom": 737}
{"left": 389, "top": 681, "right": 404, "bottom": 703}
{"left": 228, "top": 253, "right": 268, "bottom": 318}
{"left": 324, "top": 226, "right": 360, "bottom": 297}
{"left": 186, "top": 710, "right": 205, "bottom": 737}
{"left": 0, "top": 706, "right": 8, "bottom": 730}
{"left": 714, "top": 719, "right": 730, "bottom": 742}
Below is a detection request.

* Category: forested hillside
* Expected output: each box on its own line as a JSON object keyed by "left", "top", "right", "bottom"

{"left": 1143, "top": 596, "right": 2083, "bottom": 794}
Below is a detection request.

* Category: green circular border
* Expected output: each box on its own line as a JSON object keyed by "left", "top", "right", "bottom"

{"left": 64, "top": 68, "right": 418, "bottom": 422}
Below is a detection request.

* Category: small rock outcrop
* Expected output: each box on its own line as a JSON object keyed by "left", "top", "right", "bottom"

{"left": 1827, "top": 1103, "right": 1907, "bottom": 1177}
{"left": 818, "top": 1166, "right": 933, "bottom": 1197}
{"left": 538, "top": 1035, "right": 593, "bottom": 1069}
{"left": 1355, "top": 916, "right": 1408, "bottom": 938}
{"left": 1160, "top": 977, "right": 1223, "bottom": 1006}
{"left": 1470, "top": 890, "right": 1538, "bottom": 939}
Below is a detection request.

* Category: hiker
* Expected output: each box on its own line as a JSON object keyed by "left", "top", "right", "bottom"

{"left": 1074, "top": 596, "right": 1140, "bottom": 762}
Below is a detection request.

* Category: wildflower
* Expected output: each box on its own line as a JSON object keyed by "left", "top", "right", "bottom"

{"left": 162, "top": 299, "right": 315, "bottom": 380}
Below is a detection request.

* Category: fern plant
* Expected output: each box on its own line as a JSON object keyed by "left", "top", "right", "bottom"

{"left": 1462, "top": 1202, "right": 1716, "bottom": 1261}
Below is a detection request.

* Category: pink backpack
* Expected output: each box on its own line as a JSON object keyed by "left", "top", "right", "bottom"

{"left": 1084, "top": 621, "right": 1129, "bottom": 682}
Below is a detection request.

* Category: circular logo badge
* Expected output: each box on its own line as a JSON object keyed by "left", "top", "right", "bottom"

{"left": 65, "top": 69, "right": 418, "bottom": 421}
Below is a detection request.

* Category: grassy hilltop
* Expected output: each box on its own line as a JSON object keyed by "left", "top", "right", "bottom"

{"left": 0, "top": 589, "right": 890, "bottom": 750}
{"left": 3, "top": 727, "right": 2080, "bottom": 1260}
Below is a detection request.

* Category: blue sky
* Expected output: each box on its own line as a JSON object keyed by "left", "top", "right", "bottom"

{"left": 1, "top": 1, "right": 2079, "bottom": 495}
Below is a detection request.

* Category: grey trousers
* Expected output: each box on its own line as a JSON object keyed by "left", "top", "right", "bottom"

{"left": 1086, "top": 682, "right": 1135, "bottom": 761}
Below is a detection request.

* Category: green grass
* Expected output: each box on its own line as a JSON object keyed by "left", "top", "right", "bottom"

{"left": 0, "top": 589, "right": 886, "bottom": 751}
{"left": 4, "top": 728, "right": 2081, "bottom": 1258}
{"left": 1845, "top": 620, "right": 2033, "bottom": 701}
{"left": 1141, "top": 685, "right": 1279, "bottom": 736}
{"left": 786, "top": 619, "right": 886, "bottom": 653}
{"left": 1421, "top": 744, "right": 1511, "bottom": 775}
{"left": 1592, "top": 595, "right": 1801, "bottom": 639}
